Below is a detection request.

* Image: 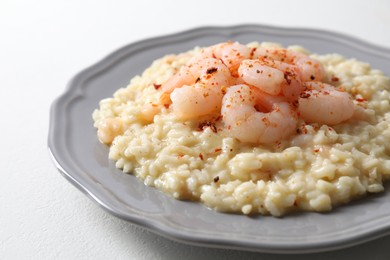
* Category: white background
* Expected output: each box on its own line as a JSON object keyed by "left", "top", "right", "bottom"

{"left": 2, "top": 0, "right": 390, "bottom": 259}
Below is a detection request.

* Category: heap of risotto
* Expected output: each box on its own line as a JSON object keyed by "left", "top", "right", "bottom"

{"left": 93, "top": 41, "right": 390, "bottom": 216}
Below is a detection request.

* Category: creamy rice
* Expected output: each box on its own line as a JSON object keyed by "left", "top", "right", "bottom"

{"left": 93, "top": 42, "right": 390, "bottom": 216}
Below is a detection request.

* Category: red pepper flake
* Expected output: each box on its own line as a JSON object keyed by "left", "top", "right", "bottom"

{"left": 331, "top": 76, "right": 340, "bottom": 82}
{"left": 221, "top": 85, "right": 227, "bottom": 95}
{"left": 250, "top": 47, "right": 257, "bottom": 58}
{"left": 177, "top": 154, "right": 184, "bottom": 159}
{"left": 314, "top": 148, "right": 320, "bottom": 153}
{"left": 310, "top": 75, "right": 315, "bottom": 80}
{"left": 153, "top": 83, "right": 161, "bottom": 90}
{"left": 206, "top": 67, "right": 218, "bottom": 74}
{"left": 215, "top": 115, "right": 223, "bottom": 121}
{"left": 214, "top": 148, "right": 222, "bottom": 153}
{"left": 163, "top": 104, "right": 170, "bottom": 109}
{"left": 356, "top": 98, "right": 367, "bottom": 102}
{"left": 283, "top": 71, "right": 292, "bottom": 84}
{"left": 213, "top": 176, "right": 220, "bottom": 183}
{"left": 199, "top": 153, "right": 204, "bottom": 160}
{"left": 300, "top": 92, "right": 311, "bottom": 98}
{"left": 198, "top": 121, "right": 217, "bottom": 133}
{"left": 195, "top": 77, "right": 201, "bottom": 83}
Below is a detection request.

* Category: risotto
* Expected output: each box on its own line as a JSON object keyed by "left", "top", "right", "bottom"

{"left": 92, "top": 41, "right": 390, "bottom": 216}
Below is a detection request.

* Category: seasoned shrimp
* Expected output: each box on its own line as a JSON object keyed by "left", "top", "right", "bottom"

{"left": 295, "top": 56, "right": 326, "bottom": 82}
{"left": 158, "top": 57, "right": 233, "bottom": 111}
{"left": 155, "top": 41, "right": 353, "bottom": 134}
{"left": 170, "top": 83, "right": 224, "bottom": 119}
{"left": 189, "top": 41, "right": 251, "bottom": 76}
{"left": 212, "top": 41, "right": 251, "bottom": 76}
{"left": 298, "top": 82, "right": 354, "bottom": 125}
{"left": 253, "top": 46, "right": 297, "bottom": 63}
{"left": 161, "top": 58, "right": 232, "bottom": 94}
{"left": 222, "top": 84, "right": 298, "bottom": 144}
{"left": 163, "top": 58, "right": 232, "bottom": 119}
{"left": 238, "top": 59, "right": 304, "bottom": 100}
{"left": 238, "top": 59, "right": 285, "bottom": 95}
{"left": 254, "top": 46, "right": 326, "bottom": 82}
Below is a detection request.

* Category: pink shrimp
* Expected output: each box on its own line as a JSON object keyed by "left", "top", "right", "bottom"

{"left": 221, "top": 84, "right": 298, "bottom": 144}
{"left": 253, "top": 46, "right": 327, "bottom": 82}
{"left": 298, "top": 82, "right": 354, "bottom": 125}
{"left": 186, "top": 41, "right": 252, "bottom": 77}
{"left": 238, "top": 59, "right": 304, "bottom": 101}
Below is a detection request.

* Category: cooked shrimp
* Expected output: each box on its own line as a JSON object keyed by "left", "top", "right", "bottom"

{"left": 254, "top": 46, "right": 326, "bottom": 82}
{"left": 189, "top": 41, "right": 251, "bottom": 76}
{"left": 272, "top": 60, "right": 305, "bottom": 101}
{"left": 212, "top": 41, "right": 251, "bottom": 76}
{"left": 170, "top": 83, "right": 224, "bottom": 119}
{"left": 222, "top": 84, "right": 298, "bottom": 144}
{"left": 162, "top": 58, "right": 232, "bottom": 119}
{"left": 298, "top": 82, "right": 354, "bottom": 125}
{"left": 155, "top": 41, "right": 354, "bottom": 135}
{"left": 238, "top": 59, "right": 285, "bottom": 95}
{"left": 238, "top": 59, "right": 304, "bottom": 100}
{"left": 295, "top": 56, "right": 326, "bottom": 82}
{"left": 159, "top": 58, "right": 234, "bottom": 111}
{"left": 253, "top": 46, "right": 297, "bottom": 63}
{"left": 161, "top": 58, "right": 232, "bottom": 95}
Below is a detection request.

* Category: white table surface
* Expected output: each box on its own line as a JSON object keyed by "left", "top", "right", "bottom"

{"left": 2, "top": 0, "right": 390, "bottom": 259}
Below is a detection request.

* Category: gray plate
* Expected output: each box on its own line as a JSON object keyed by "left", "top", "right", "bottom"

{"left": 48, "top": 24, "right": 390, "bottom": 254}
